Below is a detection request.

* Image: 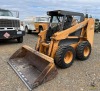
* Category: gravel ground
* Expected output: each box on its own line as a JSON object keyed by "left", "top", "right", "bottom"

{"left": 0, "top": 33, "right": 100, "bottom": 91}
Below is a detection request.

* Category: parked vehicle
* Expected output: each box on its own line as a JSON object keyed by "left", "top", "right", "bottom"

{"left": 0, "top": 9, "right": 25, "bottom": 43}
{"left": 24, "top": 16, "right": 50, "bottom": 33}
{"left": 8, "top": 10, "right": 95, "bottom": 90}
{"left": 95, "top": 19, "right": 100, "bottom": 33}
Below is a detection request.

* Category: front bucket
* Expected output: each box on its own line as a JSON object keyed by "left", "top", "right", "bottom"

{"left": 8, "top": 45, "right": 58, "bottom": 91}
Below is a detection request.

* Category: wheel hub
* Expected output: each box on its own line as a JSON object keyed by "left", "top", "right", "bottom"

{"left": 64, "top": 51, "right": 73, "bottom": 64}
{"left": 84, "top": 46, "right": 90, "bottom": 57}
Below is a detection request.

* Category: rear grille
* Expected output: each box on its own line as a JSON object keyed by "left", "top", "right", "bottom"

{"left": 0, "top": 19, "right": 20, "bottom": 27}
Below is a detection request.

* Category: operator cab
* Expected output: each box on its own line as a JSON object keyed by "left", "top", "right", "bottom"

{"left": 46, "top": 10, "right": 84, "bottom": 42}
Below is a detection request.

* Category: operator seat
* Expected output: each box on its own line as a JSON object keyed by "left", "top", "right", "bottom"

{"left": 63, "top": 16, "right": 73, "bottom": 30}
{"left": 46, "top": 16, "right": 73, "bottom": 42}
{"left": 46, "top": 25, "right": 60, "bottom": 42}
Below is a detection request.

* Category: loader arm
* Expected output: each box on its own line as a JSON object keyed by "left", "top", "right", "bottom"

{"left": 85, "top": 18, "right": 95, "bottom": 46}
{"left": 38, "top": 30, "right": 47, "bottom": 41}
{"left": 52, "top": 19, "right": 88, "bottom": 40}
{"left": 35, "top": 30, "right": 47, "bottom": 50}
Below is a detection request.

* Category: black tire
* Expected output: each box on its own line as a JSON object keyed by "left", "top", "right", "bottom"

{"left": 76, "top": 41, "right": 91, "bottom": 60}
{"left": 28, "top": 30, "right": 32, "bottom": 34}
{"left": 39, "top": 26, "right": 43, "bottom": 33}
{"left": 17, "top": 36, "right": 23, "bottom": 43}
{"left": 95, "top": 30, "right": 98, "bottom": 33}
{"left": 25, "top": 26, "right": 32, "bottom": 34}
{"left": 25, "top": 26, "right": 28, "bottom": 33}
{"left": 55, "top": 45, "right": 76, "bottom": 69}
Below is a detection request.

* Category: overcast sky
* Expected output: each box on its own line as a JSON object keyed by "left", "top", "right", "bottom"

{"left": 0, "top": 0, "right": 100, "bottom": 20}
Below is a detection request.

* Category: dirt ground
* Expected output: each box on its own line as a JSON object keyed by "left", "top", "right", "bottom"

{"left": 0, "top": 33, "right": 100, "bottom": 91}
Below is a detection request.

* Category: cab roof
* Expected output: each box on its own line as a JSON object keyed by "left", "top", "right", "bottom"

{"left": 47, "top": 10, "right": 84, "bottom": 16}
{"left": 47, "top": 10, "right": 84, "bottom": 21}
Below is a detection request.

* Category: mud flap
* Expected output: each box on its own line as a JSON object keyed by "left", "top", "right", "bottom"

{"left": 8, "top": 45, "right": 58, "bottom": 91}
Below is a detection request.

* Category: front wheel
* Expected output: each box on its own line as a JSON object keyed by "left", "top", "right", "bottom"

{"left": 55, "top": 45, "right": 76, "bottom": 69}
{"left": 17, "top": 36, "right": 23, "bottom": 43}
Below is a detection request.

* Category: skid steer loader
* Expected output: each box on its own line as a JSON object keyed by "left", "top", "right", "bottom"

{"left": 8, "top": 10, "right": 95, "bottom": 90}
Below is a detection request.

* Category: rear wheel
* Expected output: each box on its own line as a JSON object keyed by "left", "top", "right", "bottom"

{"left": 28, "top": 30, "right": 32, "bottom": 34}
{"left": 17, "top": 36, "right": 23, "bottom": 43}
{"left": 55, "top": 45, "right": 76, "bottom": 69}
{"left": 25, "top": 27, "right": 28, "bottom": 33}
{"left": 76, "top": 41, "right": 91, "bottom": 60}
{"left": 25, "top": 27, "right": 32, "bottom": 34}
{"left": 39, "top": 26, "right": 43, "bottom": 33}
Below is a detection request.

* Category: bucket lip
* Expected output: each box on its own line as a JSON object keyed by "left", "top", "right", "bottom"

{"left": 22, "top": 45, "right": 54, "bottom": 63}
{"left": 8, "top": 57, "right": 57, "bottom": 91}
{"left": 8, "top": 60, "right": 33, "bottom": 91}
{"left": 34, "top": 63, "right": 54, "bottom": 83}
